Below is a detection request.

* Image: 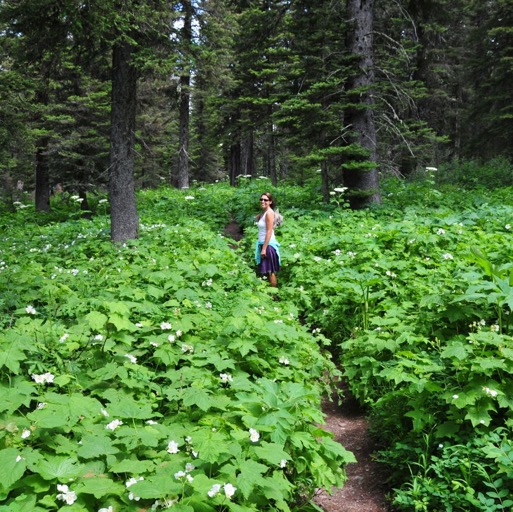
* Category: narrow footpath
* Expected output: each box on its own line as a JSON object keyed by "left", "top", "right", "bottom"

{"left": 313, "top": 390, "right": 390, "bottom": 512}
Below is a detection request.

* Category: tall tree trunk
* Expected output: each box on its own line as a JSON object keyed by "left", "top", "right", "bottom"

{"left": 109, "top": 40, "right": 139, "bottom": 243}
{"left": 344, "top": 0, "right": 381, "bottom": 209}
{"left": 229, "top": 139, "right": 241, "bottom": 186}
{"left": 177, "top": 0, "right": 193, "bottom": 189}
{"left": 242, "top": 130, "right": 254, "bottom": 176}
{"left": 35, "top": 136, "right": 50, "bottom": 212}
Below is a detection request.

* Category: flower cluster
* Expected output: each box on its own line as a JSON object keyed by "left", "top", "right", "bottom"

{"left": 105, "top": 419, "right": 123, "bottom": 431}
{"left": 31, "top": 372, "right": 55, "bottom": 384}
{"left": 56, "top": 484, "right": 77, "bottom": 505}
{"left": 208, "top": 483, "right": 237, "bottom": 498}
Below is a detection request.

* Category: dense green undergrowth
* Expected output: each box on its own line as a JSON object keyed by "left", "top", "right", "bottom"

{"left": 3, "top": 173, "right": 513, "bottom": 511}
{"left": 266, "top": 177, "right": 513, "bottom": 511}
{"left": 0, "top": 182, "right": 353, "bottom": 511}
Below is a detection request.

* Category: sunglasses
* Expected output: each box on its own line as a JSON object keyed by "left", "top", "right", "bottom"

{"left": 260, "top": 198, "right": 270, "bottom": 202}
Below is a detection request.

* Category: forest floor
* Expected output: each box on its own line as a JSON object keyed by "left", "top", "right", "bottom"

{"left": 223, "top": 220, "right": 392, "bottom": 512}
{"left": 312, "top": 386, "right": 391, "bottom": 512}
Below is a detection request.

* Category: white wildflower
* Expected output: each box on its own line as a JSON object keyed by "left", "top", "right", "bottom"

{"left": 105, "top": 419, "right": 123, "bottom": 431}
{"left": 125, "top": 354, "right": 137, "bottom": 364}
{"left": 126, "top": 476, "right": 144, "bottom": 488}
{"left": 208, "top": 484, "right": 221, "bottom": 497}
{"left": 224, "top": 483, "right": 237, "bottom": 498}
{"left": 220, "top": 373, "right": 233, "bottom": 383}
{"left": 21, "top": 429, "right": 31, "bottom": 439}
{"left": 280, "top": 459, "right": 287, "bottom": 468}
{"left": 484, "top": 387, "right": 498, "bottom": 397}
{"left": 181, "top": 343, "right": 194, "bottom": 353}
{"left": 167, "top": 440, "right": 180, "bottom": 454}
{"left": 249, "top": 428, "right": 260, "bottom": 442}
{"left": 25, "top": 305, "right": 36, "bottom": 315}
{"left": 56, "top": 484, "right": 77, "bottom": 505}
{"left": 31, "top": 372, "right": 55, "bottom": 384}
{"left": 160, "top": 322, "right": 172, "bottom": 330}
{"left": 279, "top": 356, "right": 290, "bottom": 365}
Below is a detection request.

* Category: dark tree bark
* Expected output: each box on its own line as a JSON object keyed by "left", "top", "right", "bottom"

{"left": 109, "top": 40, "right": 139, "bottom": 243}
{"left": 177, "top": 0, "right": 193, "bottom": 189}
{"left": 35, "top": 136, "right": 50, "bottom": 212}
{"left": 242, "top": 130, "right": 255, "bottom": 176}
{"left": 229, "top": 139, "right": 241, "bottom": 186}
{"left": 344, "top": 0, "right": 381, "bottom": 209}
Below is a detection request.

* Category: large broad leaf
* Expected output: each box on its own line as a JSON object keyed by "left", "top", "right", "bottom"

{"left": 100, "top": 388, "right": 154, "bottom": 419}
{"left": 182, "top": 387, "right": 214, "bottom": 412}
{"left": 0, "top": 380, "right": 35, "bottom": 414}
{"left": 0, "top": 494, "right": 39, "bottom": 512}
{"left": 192, "top": 428, "right": 232, "bottom": 463}
{"left": 129, "top": 471, "right": 183, "bottom": 499}
{"left": 236, "top": 459, "right": 268, "bottom": 499}
{"left": 32, "top": 455, "right": 81, "bottom": 481}
{"left": 77, "top": 433, "right": 120, "bottom": 459}
{"left": 253, "top": 442, "right": 290, "bottom": 466}
{"left": 440, "top": 342, "right": 469, "bottom": 361}
{"left": 85, "top": 311, "right": 108, "bottom": 331}
{"left": 0, "top": 448, "right": 26, "bottom": 491}
{"left": 75, "top": 476, "right": 124, "bottom": 498}
{"left": 27, "top": 393, "right": 102, "bottom": 430}
{"left": 109, "top": 458, "right": 155, "bottom": 474}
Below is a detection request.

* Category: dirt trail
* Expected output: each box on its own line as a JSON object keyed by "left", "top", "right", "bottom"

{"left": 313, "top": 392, "right": 390, "bottom": 512}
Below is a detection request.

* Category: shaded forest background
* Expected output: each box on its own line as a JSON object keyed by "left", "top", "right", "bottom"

{"left": 1, "top": 0, "right": 513, "bottom": 221}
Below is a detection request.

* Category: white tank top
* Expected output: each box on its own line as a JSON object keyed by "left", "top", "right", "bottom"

{"left": 257, "top": 210, "right": 277, "bottom": 243}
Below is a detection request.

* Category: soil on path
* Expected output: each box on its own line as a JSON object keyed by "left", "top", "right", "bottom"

{"left": 222, "top": 220, "right": 391, "bottom": 512}
{"left": 313, "top": 389, "right": 391, "bottom": 512}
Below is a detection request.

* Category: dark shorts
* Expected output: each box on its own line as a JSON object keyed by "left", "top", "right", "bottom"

{"left": 257, "top": 244, "right": 280, "bottom": 275}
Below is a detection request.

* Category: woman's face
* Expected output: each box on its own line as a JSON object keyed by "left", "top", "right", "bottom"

{"left": 260, "top": 195, "right": 271, "bottom": 209}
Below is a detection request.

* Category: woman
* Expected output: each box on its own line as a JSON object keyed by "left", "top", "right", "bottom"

{"left": 255, "top": 192, "right": 281, "bottom": 287}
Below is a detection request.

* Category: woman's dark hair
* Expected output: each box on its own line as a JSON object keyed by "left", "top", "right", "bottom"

{"left": 260, "top": 192, "right": 276, "bottom": 209}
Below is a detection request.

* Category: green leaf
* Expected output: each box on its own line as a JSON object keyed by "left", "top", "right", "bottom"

{"left": 108, "top": 312, "right": 136, "bottom": 332}
{"left": 0, "top": 448, "right": 26, "bottom": 491}
{"left": 85, "top": 311, "right": 108, "bottom": 330}
{"left": 236, "top": 459, "right": 269, "bottom": 499}
{"left": 32, "top": 455, "right": 81, "bottom": 480}
{"left": 192, "top": 428, "right": 232, "bottom": 463}
{"left": 182, "top": 387, "right": 213, "bottom": 411}
{"left": 109, "top": 458, "right": 155, "bottom": 474}
{"left": 77, "top": 433, "right": 120, "bottom": 459}
{"left": 0, "top": 380, "right": 35, "bottom": 414}
{"left": 0, "top": 494, "right": 39, "bottom": 512}
{"left": 440, "top": 342, "right": 469, "bottom": 360}
{"left": 253, "top": 442, "right": 291, "bottom": 466}
{"left": 100, "top": 389, "right": 154, "bottom": 419}
{"left": 75, "top": 476, "right": 124, "bottom": 498}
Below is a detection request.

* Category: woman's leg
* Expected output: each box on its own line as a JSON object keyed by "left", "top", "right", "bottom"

{"left": 269, "top": 272, "right": 278, "bottom": 287}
